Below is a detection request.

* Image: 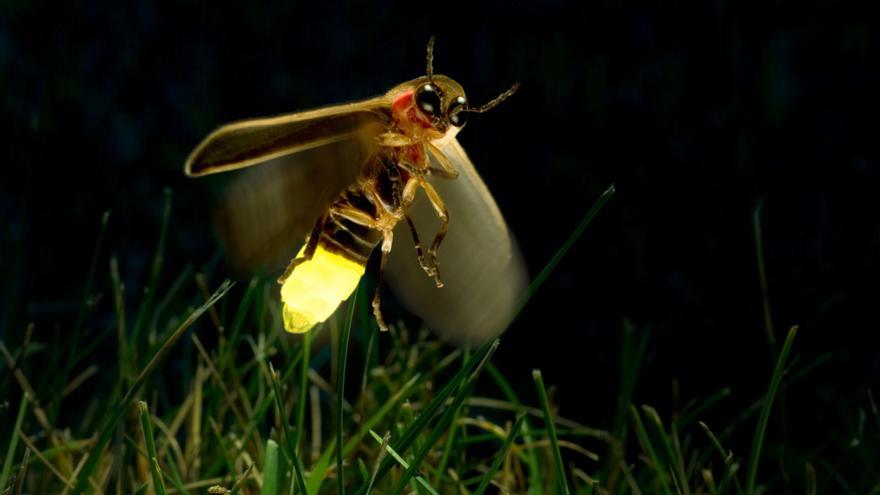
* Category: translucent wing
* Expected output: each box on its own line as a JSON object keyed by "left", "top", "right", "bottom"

{"left": 199, "top": 101, "right": 387, "bottom": 275}
{"left": 387, "top": 138, "right": 527, "bottom": 347}
{"left": 185, "top": 97, "right": 390, "bottom": 177}
{"left": 215, "top": 138, "right": 377, "bottom": 275}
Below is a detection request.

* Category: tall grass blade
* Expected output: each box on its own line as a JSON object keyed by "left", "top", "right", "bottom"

{"left": 268, "top": 363, "right": 308, "bottom": 495}
{"left": 533, "top": 369, "right": 570, "bottom": 495}
{"left": 59, "top": 210, "right": 110, "bottom": 414}
{"left": 262, "top": 439, "right": 280, "bottom": 495}
{"left": 517, "top": 184, "right": 615, "bottom": 314}
{"left": 133, "top": 187, "right": 173, "bottom": 341}
{"left": 752, "top": 198, "right": 776, "bottom": 354}
{"left": 295, "top": 330, "right": 312, "bottom": 455}
{"left": 745, "top": 325, "right": 798, "bottom": 494}
{"left": 137, "top": 401, "right": 167, "bottom": 495}
{"left": 336, "top": 288, "right": 358, "bottom": 495}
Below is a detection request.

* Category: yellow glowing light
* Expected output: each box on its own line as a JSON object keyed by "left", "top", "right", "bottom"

{"left": 280, "top": 243, "right": 366, "bottom": 333}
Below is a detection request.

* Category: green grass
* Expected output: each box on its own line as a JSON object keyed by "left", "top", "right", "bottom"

{"left": 1, "top": 187, "right": 878, "bottom": 494}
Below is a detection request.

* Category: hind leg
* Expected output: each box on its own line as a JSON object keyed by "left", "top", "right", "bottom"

{"left": 372, "top": 230, "right": 394, "bottom": 332}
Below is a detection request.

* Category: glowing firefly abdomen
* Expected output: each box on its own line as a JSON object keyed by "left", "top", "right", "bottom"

{"left": 280, "top": 242, "right": 367, "bottom": 333}
{"left": 280, "top": 189, "right": 383, "bottom": 333}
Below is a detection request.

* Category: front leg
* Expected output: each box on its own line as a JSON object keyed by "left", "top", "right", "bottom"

{"left": 419, "top": 180, "right": 449, "bottom": 288}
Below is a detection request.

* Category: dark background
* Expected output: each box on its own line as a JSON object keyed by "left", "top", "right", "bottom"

{"left": 2, "top": 0, "right": 877, "bottom": 480}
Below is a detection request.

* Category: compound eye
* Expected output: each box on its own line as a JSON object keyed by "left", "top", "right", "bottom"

{"left": 447, "top": 96, "right": 468, "bottom": 127}
{"left": 415, "top": 83, "right": 442, "bottom": 116}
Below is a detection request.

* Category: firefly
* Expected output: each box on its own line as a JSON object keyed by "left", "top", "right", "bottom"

{"left": 185, "top": 38, "right": 526, "bottom": 346}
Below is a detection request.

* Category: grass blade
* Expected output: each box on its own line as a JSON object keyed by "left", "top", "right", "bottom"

{"left": 295, "top": 329, "right": 312, "bottom": 455}
{"left": 533, "top": 369, "right": 570, "bottom": 495}
{"left": 517, "top": 184, "right": 615, "bottom": 313}
{"left": 13, "top": 445, "right": 30, "bottom": 495}
{"left": 354, "top": 338, "right": 498, "bottom": 495}
{"left": 745, "top": 325, "right": 798, "bottom": 494}
{"left": 365, "top": 432, "right": 390, "bottom": 495}
{"left": 229, "top": 463, "right": 254, "bottom": 495}
{"left": 58, "top": 210, "right": 110, "bottom": 416}
{"left": 629, "top": 405, "right": 674, "bottom": 495}
{"left": 753, "top": 198, "right": 776, "bottom": 354}
{"left": 473, "top": 413, "right": 525, "bottom": 495}
{"left": 132, "top": 187, "right": 173, "bottom": 341}
{"left": 336, "top": 289, "right": 358, "bottom": 495}
{"left": 138, "top": 401, "right": 167, "bottom": 495}
{"left": 642, "top": 405, "right": 690, "bottom": 495}
{"left": 486, "top": 363, "right": 542, "bottom": 490}
{"left": 262, "top": 439, "right": 280, "bottom": 495}
{"left": 307, "top": 373, "right": 424, "bottom": 494}
{"left": 268, "top": 362, "right": 308, "bottom": 495}
{"left": 367, "top": 431, "right": 439, "bottom": 495}
{"left": 676, "top": 387, "right": 732, "bottom": 429}
{"left": 392, "top": 341, "right": 499, "bottom": 495}
{"left": 0, "top": 393, "right": 28, "bottom": 491}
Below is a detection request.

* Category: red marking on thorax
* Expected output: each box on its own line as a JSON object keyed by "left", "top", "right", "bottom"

{"left": 392, "top": 91, "right": 414, "bottom": 115}
{"left": 390, "top": 90, "right": 429, "bottom": 169}
{"left": 391, "top": 90, "right": 432, "bottom": 130}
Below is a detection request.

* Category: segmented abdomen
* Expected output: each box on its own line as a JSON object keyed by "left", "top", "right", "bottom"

{"left": 320, "top": 189, "right": 384, "bottom": 263}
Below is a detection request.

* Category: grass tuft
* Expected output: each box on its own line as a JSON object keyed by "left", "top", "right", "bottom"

{"left": 4, "top": 191, "right": 872, "bottom": 494}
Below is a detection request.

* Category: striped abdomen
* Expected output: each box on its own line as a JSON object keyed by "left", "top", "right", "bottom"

{"left": 320, "top": 189, "right": 384, "bottom": 263}
{"left": 280, "top": 151, "right": 410, "bottom": 333}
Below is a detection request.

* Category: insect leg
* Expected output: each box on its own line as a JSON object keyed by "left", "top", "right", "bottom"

{"left": 331, "top": 206, "right": 378, "bottom": 227}
{"left": 277, "top": 214, "right": 327, "bottom": 284}
{"left": 372, "top": 230, "right": 394, "bottom": 332}
{"left": 398, "top": 178, "right": 440, "bottom": 280}
{"left": 419, "top": 180, "right": 448, "bottom": 288}
{"left": 404, "top": 213, "right": 436, "bottom": 278}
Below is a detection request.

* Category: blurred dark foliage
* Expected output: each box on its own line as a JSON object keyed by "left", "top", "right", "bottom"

{"left": 1, "top": 0, "right": 878, "bottom": 479}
